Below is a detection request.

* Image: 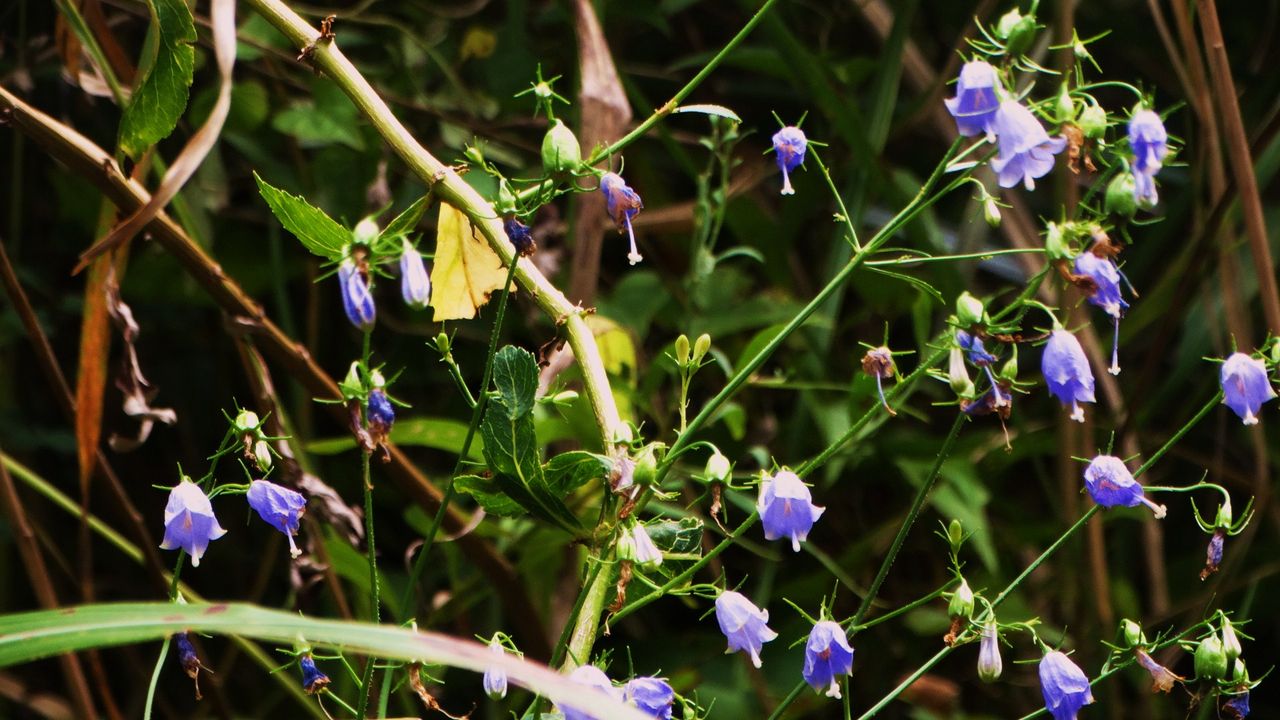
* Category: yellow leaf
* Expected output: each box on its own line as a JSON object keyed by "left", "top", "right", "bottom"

{"left": 430, "top": 202, "right": 513, "bottom": 321}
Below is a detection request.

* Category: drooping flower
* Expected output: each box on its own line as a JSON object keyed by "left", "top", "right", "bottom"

{"left": 1223, "top": 691, "right": 1251, "bottom": 719}
{"left": 482, "top": 638, "right": 508, "bottom": 700}
{"left": 1201, "top": 529, "right": 1226, "bottom": 580}
{"left": 300, "top": 654, "right": 330, "bottom": 694}
{"left": 1219, "top": 352, "right": 1276, "bottom": 425}
{"left": 1073, "top": 250, "right": 1129, "bottom": 375}
{"left": 338, "top": 259, "right": 376, "bottom": 331}
{"left": 1038, "top": 650, "right": 1094, "bottom": 720}
{"left": 174, "top": 632, "right": 206, "bottom": 699}
{"left": 623, "top": 676, "right": 675, "bottom": 719}
{"left": 957, "top": 331, "right": 1009, "bottom": 407}
{"left": 1128, "top": 110, "right": 1168, "bottom": 206}
{"left": 714, "top": 590, "right": 777, "bottom": 668}
{"left": 600, "top": 172, "right": 644, "bottom": 265}
{"left": 504, "top": 217, "right": 536, "bottom": 256}
{"left": 757, "top": 469, "right": 825, "bottom": 552}
{"left": 557, "top": 665, "right": 619, "bottom": 720}
{"left": 159, "top": 480, "right": 227, "bottom": 567}
{"left": 399, "top": 239, "right": 431, "bottom": 310}
{"left": 1083, "top": 455, "right": 1166, "bottom": 518}
{"left": 629, "top": 523, "right": 663, "bottom": 568}
{"left": 246, "top": 480, "right": 307, "bottom": 559}
{"left": 861, "top": 346, "right": 897, "bottom": 415}
{"left": 1135, "top": 648, "right": 1182, "bottom": 693}
{"left": 945, "top": 61, "right": 1002, "bottom": 138}
{"left": 771, "top": 126, "right": 808, "bottom": 196}
{"left": 991, "top": 100, "right": 1068, "bottom": 190}
{"left": 977, "top": 621, "right": 1003, "bottom": 682}
{"left": 802, "top": 620, "right": 854, "bottom": 699}
{"left": 1041, "top": 329, "right": 1095, "bottom": 423}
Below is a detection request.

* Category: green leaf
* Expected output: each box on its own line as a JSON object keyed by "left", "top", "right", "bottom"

{"left": 642, "top": 517, "right": 704, "bottom": 580}
{"left": 118, "top": 0, "right": 197, "bottom": 159}
{"left": 254, "top": 172, "right": 351, "bottom": 260}
{"left": 544, "top": 451, "right": 612, "bottom": 496}
{"left": 866, "top": 266, "right": 945, "bottom": 306}
{"left": 0, "top": 603, "right": 652, "bottom": 720}
{"left": 481, "top": 398, "right": 580, "bottom": 533}
{"left": 491, "top": 346, "right": 539, "bottom": 417}
{"left": 272, "top": 103, "right": 365, "bottom": 150}
{"left": 453, "top": 474, "right": 526, "bottom": 517}
{"left": 377, "top": 194, "right": 432, "bottom": 246}
{"left": 672, "top": 104, "right": 743, "bottom": 123}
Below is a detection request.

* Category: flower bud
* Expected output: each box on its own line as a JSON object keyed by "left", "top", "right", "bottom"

{"left": 1055, "top": 83, "right": 1075, "bottom": 125}
{"left": 998, "top": 345, "right": 1018, "bottom": 382}
{"left": 353, "top": 217, "right": 379, "bottom": 246}
{"left": 956, "top": 292, "right": 985, "bottom": 327}
{"left": 254, "top": 439, "right": 273, "bottom": 473}
{"left": 1215, "top": 498, "right": 1234, "bottom": 529}
{"left": 463, "top": 144, "right": 486, "bottom": 166}
{"left": 340, "top": 361, "right": 363, "bottom": 400}
{"left": 947, "top": 519, "right": 964, "bottom": 549}
{"left": 541, "top": 119, "right": 581, "bottom": 175}
{"left": 1122, "top": 619, "right": 1144, "bottom": 647}
{"left": 977, "top": 621, "right": 1002, "bottom": 682}
{"left": 547, "top": 390, "right": 579, "bottom": 407}
{"left": 1194, "top": 634, "right": 1228, "bottom": 681}
{"left": 1079, "top": 103, "right": 1107, "bottom": 139}
{"left": 948, "top": 578, "right": 975, "bottom": 619}
{"left": 675, "top": 334, "right": 691, "bottom": 367}
{"left": 1105, "top": 172, "right": 1138, "bottom": 219}
{"left": 1045, "top": 221, "right": 1072, "bottom": 261}
{"left": 705, "top": 450, "right": 731, "bottom": 483}
{"left": 983, "top": 195, "right": 1002, "bottom": 228}
{"left": 234, "top": 409, "right": 260, "bottom": 435}
{"left": 997, "top": 9, "right": 1037, "bottom": 56}
{"left": 633, "top": 445, "right": 659, "bottom": 487}
{"left": 435, "top": 332, "right": 451, "bottom": 355}
{"left": 495, "top": 180, "right": 518, "bottom": 215}
{"left": 399, "top": 239, "right": 431, "bottom": 310}
{"left": 1221, "top": 620, "right": 1242, "bottom": 663}
{"left": 949, "top": 347, "right": 975, "bottom": 397}
{"left": 693, "top": 333, "right": 712, "bottom": 364}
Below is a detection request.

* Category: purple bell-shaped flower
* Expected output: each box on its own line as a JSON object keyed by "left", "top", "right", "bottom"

{"left": 159, "top": 480, "right": 227, "bottom": 567}
{"left": 757, "top": 469, "right": 825, "bottom": 552}
{"left": 1128, "top": 109, "right": 1168, "bottom": 206}
{"left": 1041, "top": 329, "right": 1095, "bottom": 423}
{"left": 771, "top": 126, "right": 808, "bottom": 196}
{"left": 601, "top": 172, "right": 645, "bottom": 265}
{"left": 1083, "top": 455, "right": 1166, "bottom": 518}
{"left": 1219, "top": 352, "right": 1276, "bottom": 425}
{"left": 1073, "top": 250, "right": 1129, "bottom": 375}
{"left": 622, "top": 676, "right": 675, "bottom": 719}
{"left": 338, "top": 259, "right": 376, "bottom": 331}
{"left": 1038, "top": 650, "right": 1094, "bottom": 720}
{"left": 246, "top": 480, "right": 307, "bottom": 558}
{"left": 944, "top": 61, "right": 1001, "bottom": 139}
{"left": 714, "top": 590, "right": 777, "bottom": 668}
{"left": 991, "top": 100, "right": 1068, "bottom": 190}
{"left": 802, "top": 620, "right": 854, "bottom": 698}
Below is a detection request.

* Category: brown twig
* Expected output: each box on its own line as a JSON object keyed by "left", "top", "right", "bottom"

{"left": 0, "top": 85, "right": 549, "bottom": 658}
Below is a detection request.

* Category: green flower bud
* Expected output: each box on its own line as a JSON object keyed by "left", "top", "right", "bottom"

{"left": 1194, "top": 634, "right": 1229, "bottom": 681}
{"left": 463, "top": 144, "right": 486, "bottom": 167}
{"left": 633, "top": 445, "right": 659, "bottom": 487}
{"left": 340, "top": 362, "right": 364, "bottom": 401}
{"left": 547, "top": 390, "right": 579, "bottom": 407}
{"left": 1105, "top": 172, "right": 1138, "bottom": 218}
{"left": 435, "top": 332, "right": 451, "bottom": 355}
{"left": 949, "top": 347, "right": 975, "bottom": 397}
{"left": 1078, "top": 103, "right": 1108, "bottom": 139}
{"left": 693, "top": 333, "right": 712, "bottom": 364}
{"left": 1122, "top": 619, "right": 1144, "bottom": 647}
{"left": 1214, "top": 498, "right": 1234, "bottom": 529}
{"left": 705, "top": 450, "right": 731, "bottom": 483}
{"left": 1045, "top": 221, "right": 1072, "bottom": 261}
{"left": 370, "top": 370, "right": 387, "bottom": 390}
{"left": 1055, "top": 83, "right": 1075, "bottom": 125}
{"left": 948, "top": 578, "right": 975, "bottom": 619}
{"left": 983, "top": 196, "right": 1002, "bottom": 228}
{"left": 234, "top": 409, "right": 261, "bottom": 435}
{"left": 495, "top": 180, "right": 518, "bottom": 215}
{"left": 674, "top": 334, "right": 691, "bottom": 367}
{"left": 997, "top": 10, "right": 1037, "bottom": 56}
{"left": 947, "top": 519, "right": 964, "bottom": 549}
{"left": 353, "top": 217, "right": 379, "bottom": 246}
{"left": 1232, "top": 658, "right": 1248, "bottom": 683}
{"left": 254, "top": 439, "right": 273, "bottom": 473}
{"left": 998, "top": 345, "right": 1018, "bottom": 382}
{"left": 1221, "top": 620, "right": 1242, "bottom": 662}
{"left": 541, "top": 119, "right": 581, "bottom": 175}
{"left": 956, "top": 292, "right": 986, "bottom": 327}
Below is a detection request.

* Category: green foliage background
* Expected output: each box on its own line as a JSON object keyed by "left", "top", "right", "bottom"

{"left": 0, "top": 0, "right": 1277, "bottom": 718}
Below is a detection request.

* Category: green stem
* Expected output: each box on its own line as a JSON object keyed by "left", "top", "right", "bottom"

{"left": 400, "top": 252, "right": 521, "bottom": 617}
{"left": 142, "top": 635, "right": 172, "bottom": 720}
{"left": 358, "top": 328, "right": 379, "bottom": 717}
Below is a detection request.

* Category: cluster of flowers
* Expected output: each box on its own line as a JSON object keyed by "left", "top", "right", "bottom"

{"left": 158, "top": 411, "right": 308, "bottom": 565}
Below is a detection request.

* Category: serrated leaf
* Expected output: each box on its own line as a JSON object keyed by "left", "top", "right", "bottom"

{"left": 644, "top": 517, "right": 703, "bottom": 555}
{"left": 377, "top": 194, "right": 432, "bottom": 246}
{"left": 491, "top": 346, "right": 539, "bottom": 417}
{"left": 431, "top": 202, "right": 512, "bottom": 321}
{"left": 118, "top": 0, "right": 196, "bottom": 159}
{"left": 671, "top": 103, "right": 742, "bottom": 122}
{"left": 544, "top": 451, "right": 612, "bottom": 496}
{"left": 254, "top": 172, "right": 350, "bottom": 260}
{"left": 480, "top": 397, "right": 580, "bottom": 533}
{"left": 453, "top": 475, "right": 526, "bottom": 517}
